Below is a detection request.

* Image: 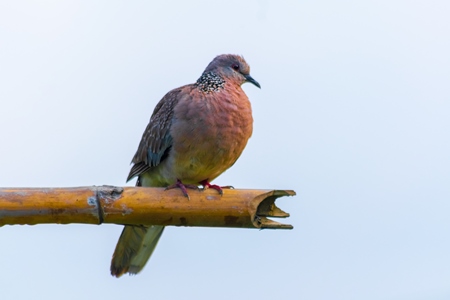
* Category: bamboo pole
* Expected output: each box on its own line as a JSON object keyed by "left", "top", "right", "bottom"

{"left": 0, "top": 186, "right": 295, "bottom": 229}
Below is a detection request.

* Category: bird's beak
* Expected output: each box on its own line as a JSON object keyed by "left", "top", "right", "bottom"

{"left": 244, "top": 74, "right": 261, "bottom": 89}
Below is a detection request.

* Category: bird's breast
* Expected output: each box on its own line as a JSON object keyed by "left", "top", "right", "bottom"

{"left": 168, "top": 88, "right": 253, "bottom": 183}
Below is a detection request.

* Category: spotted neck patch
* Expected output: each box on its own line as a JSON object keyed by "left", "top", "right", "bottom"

{"left": 195, "top": 72, "right": 225, "bottom": 93}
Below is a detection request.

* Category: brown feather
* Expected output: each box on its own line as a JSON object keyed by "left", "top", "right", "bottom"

{"left": 127, "top": 88, "right": 182, "bottom": 181}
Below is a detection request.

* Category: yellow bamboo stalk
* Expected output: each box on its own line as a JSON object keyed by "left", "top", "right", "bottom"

{"left": 0, "top": 186, "right": 295, "bottom": 229}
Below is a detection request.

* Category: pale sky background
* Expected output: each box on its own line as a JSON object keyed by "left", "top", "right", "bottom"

{"left": 0, "top": 1, "right": 449, "bottom": 299}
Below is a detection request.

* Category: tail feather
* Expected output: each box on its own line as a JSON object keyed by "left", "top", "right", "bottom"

{"left": 111, "top": 225, "right": 165, "bottom": 277}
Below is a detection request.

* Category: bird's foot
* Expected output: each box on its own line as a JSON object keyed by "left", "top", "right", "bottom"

{"left": 165, "top": 179, "right": 199, "bottom": 199}
{"left": 199, "top": 180, "right": 234, "bottom": 195}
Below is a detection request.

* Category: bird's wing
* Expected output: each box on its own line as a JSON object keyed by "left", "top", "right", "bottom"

{"left": 126, "top": 88, "right": 183, "bottom": 182}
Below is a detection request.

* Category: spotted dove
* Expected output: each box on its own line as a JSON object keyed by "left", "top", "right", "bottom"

{"left": 110, "top": 54, "right": 260, "bottom": 277}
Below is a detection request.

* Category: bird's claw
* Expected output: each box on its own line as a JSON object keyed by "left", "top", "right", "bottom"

{"left": 199, "top": 180, "right": 234, "bottom": 195}
{"left": 220, "top": 185, "right": 234, "bottom": 190}
{"left": 165, "top": 179, "right": 199, "bottom": 199}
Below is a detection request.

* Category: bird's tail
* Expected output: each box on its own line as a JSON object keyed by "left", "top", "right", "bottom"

{"left": 110, "top": 225, "right": 165, "bottom": 277}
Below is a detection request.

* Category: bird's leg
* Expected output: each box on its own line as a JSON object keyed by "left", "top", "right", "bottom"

{"left": 199, "top": 179, "right": 234, "bottom": 195}
{"left": 165, "top": 179, "right": 199, "bottom": 199}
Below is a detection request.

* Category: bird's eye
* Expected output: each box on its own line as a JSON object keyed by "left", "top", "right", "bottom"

{"left": 232, "top": 64, "right": 239, "bottom": 71}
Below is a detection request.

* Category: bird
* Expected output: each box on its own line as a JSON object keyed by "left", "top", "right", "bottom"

{"left": 110, "top": 54, "right": 260, "bottom": 277}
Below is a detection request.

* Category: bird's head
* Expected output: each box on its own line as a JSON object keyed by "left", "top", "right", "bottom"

{"left": 204, "top": 54, "right": 261, "bottom": 88}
